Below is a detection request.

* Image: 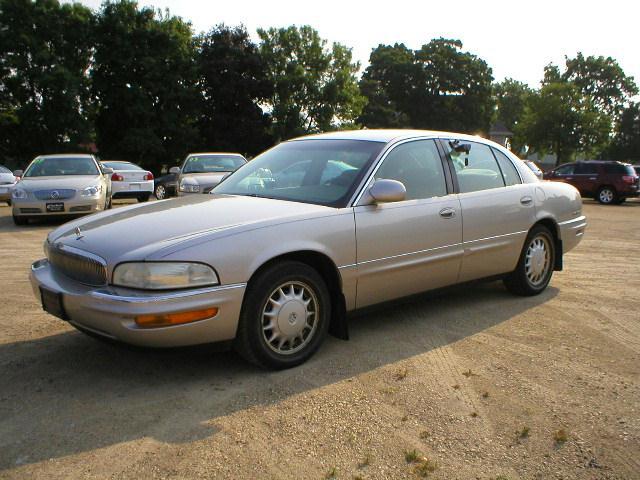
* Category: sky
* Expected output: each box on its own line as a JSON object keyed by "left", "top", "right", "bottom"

{"left": 72, "top": 0, "right": 639, "bottom": 88}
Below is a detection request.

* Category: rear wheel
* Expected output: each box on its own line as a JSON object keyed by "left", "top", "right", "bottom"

{"left": 138, "top": 193, "right": 151, "bottom": 202}
{"left": 12, "top": 215, "right": 28, "bottom": 226}
{"left": 597, "top": 186, "right": 617, "bottom": 204}
{"left": 155, "top": 184, "right": 166, "bottom": 200}
{"left": 504, "top": 225, "right": 555, "bottom": 296}
{"left": 234, "top": 261, "right": 330, "bottom": 369}
{"left": 105, "top": 195, "right": 112, "bottom": 209}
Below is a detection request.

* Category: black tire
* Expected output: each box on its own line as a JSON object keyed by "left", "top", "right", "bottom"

{"left": 138, "top": 193, "right": 151, "bottom": 202}
{"left": 504, "top": 225, "right": 555, "bottom": 296}
{"left": 155, "top": 184, "right": 166, "bottom": 200}
{"left": 234, "top": 261, "right": 331, "bottom": 369}
{"left": 597, "top": 186, "right": 617, "bottom": 205}
{"left": 12, "top": 214, "right": 27, "bottom": 226}
{"left": 614, "top": 197, "right": 626, "bottom": 205}
{"left": 6, "top": 199, "right": 11, "bottom": 206}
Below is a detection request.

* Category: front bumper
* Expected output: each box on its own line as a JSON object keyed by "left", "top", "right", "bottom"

{"left": 0, "top": 184, "right": 15, "bottom": 201}
{"left": 12, "top": 196, "right": 104, "bottom": 216}
{"left": 30, "top": 259, "right": 245, "bottom": 347}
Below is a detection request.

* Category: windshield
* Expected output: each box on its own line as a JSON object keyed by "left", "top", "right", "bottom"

{"left": 24, "top": 157, "right": 99, "bottom": 177}
{"left": 214, "top": 139, "right": 385, "bottom": 207}
{"left": 182, "top": 155, "right": 246, "bottom": 174}
{"left": 102, "top": 161, "right": 144, "bottom": 171}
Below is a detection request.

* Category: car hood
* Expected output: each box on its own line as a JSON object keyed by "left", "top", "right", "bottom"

{"left": 180, "top": 172, "right": 229, "bottom": 187}
{"left": 0, "top": 173, "right": 16, "bottom": 185}
{"left": 17, "top": 175, "right": 102, "bottom": 191}
{"left": 47, "top": 194, "right": 334, "bottom": 263}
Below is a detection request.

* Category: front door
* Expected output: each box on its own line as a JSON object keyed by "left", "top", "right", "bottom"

{"left": 354, "top": 139, "right": 463, "bottom": 308}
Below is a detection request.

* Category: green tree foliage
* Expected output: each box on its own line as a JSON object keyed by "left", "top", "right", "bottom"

{"left": 607, "top": 103, "right": 640, "bottom": 162}
{"left": 518, "top": 82, "right": 610, "bottom": 165}
{"left": 0, "top": 0, "right": 94, "bottom": 168}
{"left": 257, "top": 25, "right": 365, "bottom": 141}
{"left": 359, "top": 38, "right": 494, "bottom": 133}
{"left": 92, "top": 1, "right": 199, "bottom": 169}
{"left": 493, "top": 78, "right": 532, "bottom": 154}
{"left": 196, "top": 24, "right": 272, "bottom": 156}
{"left": 562, "top": 53, "right": 638, "bottom": 119}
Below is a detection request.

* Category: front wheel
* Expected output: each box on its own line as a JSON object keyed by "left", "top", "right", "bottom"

{"left": 12, "top": 215, "right": 28, "bottom": 226}
{"left": 234, "top": 261, "right": 330, "bottom": 369}
{"left": 597, "top": 186, "right": 617, "bottom": 204}
{"left": 504, "top": 225, "right": 555, "bottom": 296}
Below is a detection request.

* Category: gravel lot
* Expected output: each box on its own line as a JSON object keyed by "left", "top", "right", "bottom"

{"left": 0, "top": 199, "right": 638, "bottom": 480}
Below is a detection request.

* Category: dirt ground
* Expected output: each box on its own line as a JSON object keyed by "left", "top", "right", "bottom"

{"left": 0, "top": 199, "right": 638, "bottom": 480}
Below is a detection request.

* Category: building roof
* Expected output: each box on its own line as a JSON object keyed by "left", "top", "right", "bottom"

{"left": 489, "top": 121, "right": 513, "bottom": 136}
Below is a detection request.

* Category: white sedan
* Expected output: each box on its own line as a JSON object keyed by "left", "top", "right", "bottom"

{"left": 101, "top": 161, "right": 154, "bottom": 202}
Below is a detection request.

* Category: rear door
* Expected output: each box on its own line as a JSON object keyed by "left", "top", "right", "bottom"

{"left": 573, "top": 162, "right": 599, "bottom": 195}
{"left": 354, "top": 139, "right": 463, "bottom": 308}
{"left": 440, "top": 139, "right": 536, "bottom": 282}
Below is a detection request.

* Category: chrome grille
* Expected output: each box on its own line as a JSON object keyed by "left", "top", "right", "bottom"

{"left": 34, "top": 189, "right": 76, "bottom": 200}
{"left": 47, "top": 244, "right": 107, "bottom": 286}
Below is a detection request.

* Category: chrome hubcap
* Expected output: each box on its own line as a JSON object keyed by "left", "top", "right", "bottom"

{"left": 262, "top": 281, "right": 318, "bottom": 355}
{"left": 599, "top": 189, "right": 613, "bottom": 203}
{"left": 156, "top": 185, "right": 165, "bottom": 199}
{"left": 525, "top": 235, "right": 551, "bottom": 286}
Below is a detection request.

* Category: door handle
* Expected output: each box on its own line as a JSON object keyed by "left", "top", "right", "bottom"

{"left": 520, "top": 196, "right": 533, "bottom": 206}
{"left": 439, "top": 207, "right": 456, "bottom": 218}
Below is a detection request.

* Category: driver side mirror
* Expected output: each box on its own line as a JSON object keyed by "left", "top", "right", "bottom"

{"left": 102, "top": 167, "right": 114, "bottom": 175}
{"left": 368, "top": 179, "right": 406, "bottom": 204}
{"left": 169, "top": 166, "right": 181, "bottom": 175}
{"left": 13, "top": 169, "right": 23, "bottom": 178}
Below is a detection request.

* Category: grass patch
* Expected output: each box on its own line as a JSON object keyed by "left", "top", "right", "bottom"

{"left": 404, "top": 449, "right": 420, "bottom": 463}
{"left": 482, "top": 391, "right": 490, "bottom": 398}
{"left": 325, "top": 467, "right": 337, "bottom": 479}
{"left": 470, "top": 411, "right": 478, "bottom": 418}
{"left": 401, "top": 414, "right": 409, "bottom": 422}
{"left": 452, "top": 384, "right": 460, "bottom": 390}
{"left": 462, "top": 369, "right": 477, "bottom": 378}
{"left": 357, "top": 454, "right": 371, "bottom": 469}
{"left": 553, "top": 429, "right": 568, "bottom": 444}
{"left": 413, "top": 458, "right": 438, "bottom": 477}
{"left": 394, "top": 367, "right": 408, "bottom": 381}
{"left": 419, "top": 430, "right": 429, "bottom": 439}
{"left": 518, "top": 426, "right": 530, "bottom": 439}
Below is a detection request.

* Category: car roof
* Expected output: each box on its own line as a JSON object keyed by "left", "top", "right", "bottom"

{"left": 101, "top": 160, "right": 135, "bottom": 163}
{"left": 187, "top": 152, "right": 244, "bottom": 157}
{"left": 292, "top": 129, "right": 488, "bottom": 144}
{"left": 36, "top": 154, "right": 94, "bottom": 159}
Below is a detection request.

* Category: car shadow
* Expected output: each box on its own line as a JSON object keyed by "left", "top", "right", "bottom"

{"left": 0, "top": 282, "right": 558, "bottom": 470}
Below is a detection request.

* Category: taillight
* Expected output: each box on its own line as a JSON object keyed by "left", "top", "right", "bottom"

{"left": 622, "top": 175, "right": 637, "bottom": 184}
{"left": 111, "top": 173, "right": 124, "bottom": 181}
{"left": 143, "top": 172, "right": 154, "bottom": 181}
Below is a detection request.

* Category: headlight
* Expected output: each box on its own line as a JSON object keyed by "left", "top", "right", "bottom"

{"left": 12, "top": 188, "right": 27, "bottom": 199}
{"left": 179, "top": 181, "right": 200, "bottom": 193}
{"left": 112, "top": 262, "right": 219, "bottom": 290}
{"left": 81, "top": 184, "right": 102, "bottom": 197}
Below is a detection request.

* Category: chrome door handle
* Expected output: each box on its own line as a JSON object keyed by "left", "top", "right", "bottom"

{"left": 520, "top": 196, "right": 533, "bottom": 206}
{"left": 439, "top": 207, "right": 456, "bottom": 218}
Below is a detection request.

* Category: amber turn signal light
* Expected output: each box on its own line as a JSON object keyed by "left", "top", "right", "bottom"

{"left": 135, "top": 307, "right": 218, "bottom": 328}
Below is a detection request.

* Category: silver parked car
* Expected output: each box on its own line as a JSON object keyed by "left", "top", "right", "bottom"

{"left": 172, "top": 152, "right": 247, "bottom": 195}
{"left": 30, "top": 130, "right": 586, "bottom": 369}
{"left": 12, "top": 154, "right": 113, "bottom": 225}
{"left": 0, "top": 164, "right": 17, "bottom": 205}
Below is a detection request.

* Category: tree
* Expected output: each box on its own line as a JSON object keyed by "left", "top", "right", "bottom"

{"left": 359, "top": 39, "right": 494, "bottom": 133}
{"left": 0, "top": 0, "right": 94, "bottom": 167}
{"left": 607, "top": 103, "right": 640, "bottom": 162}
{"left": 517, "top": 82, "right": 610, "bottom": 165}
{"left": 493, "top": 78, "right": 533, "bottom": 153}
{"left": 92, "top": 1, "right": 199, "bottom": 170}
{"left": 196, "top": 24, "right": 272, "bottom": 156}
{"left": 562, "top": 53, "right": 638, "bottom": 119}
{"left": 257, "top": 25, "right": 365, "bottom": 141}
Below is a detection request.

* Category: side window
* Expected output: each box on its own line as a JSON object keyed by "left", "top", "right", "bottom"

{"left": 575, "top": 163, "right": 598, "bottom": 174}
{"left": 555, "top": 164, "right": 575, "bottom": 175}
{"left": 492, "top": 149, "right": 521, "bottom": 186}
{"left": 446, "top": 141, "right": 505, "bottom": 193}
{"left": 375, "top": 139, "right": 447, "bottom": 200}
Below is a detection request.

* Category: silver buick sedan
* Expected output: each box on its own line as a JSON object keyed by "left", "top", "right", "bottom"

{"left": 30, "top": 130, "right": 586, "bottom": 369}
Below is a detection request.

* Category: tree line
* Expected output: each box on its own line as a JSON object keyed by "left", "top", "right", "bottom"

{"left": 1, "top": 0, "right": 638, "bottom": 172}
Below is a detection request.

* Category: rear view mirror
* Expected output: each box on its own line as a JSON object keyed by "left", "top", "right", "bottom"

{"left": 13, "top": 169, "right": 23, "bottom": 178}
{"left": 369, "top": 179, "right": 406, "bottom": 203}
{"left": 169, "top": 166, "right": 181, "bottom": 174}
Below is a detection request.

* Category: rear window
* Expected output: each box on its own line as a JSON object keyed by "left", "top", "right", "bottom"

{"left": 102, "top": 161, "right": 144, "bottom": 171}
{"left": 575, "top": 163, "right": 599, "bottom": 174}
{"left": 603, "top": 163, "right": 635, "bottom": 175}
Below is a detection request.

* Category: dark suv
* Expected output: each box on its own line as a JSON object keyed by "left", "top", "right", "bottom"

{"left": 543, "top": 160, "right": 639, "bottom": 204}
